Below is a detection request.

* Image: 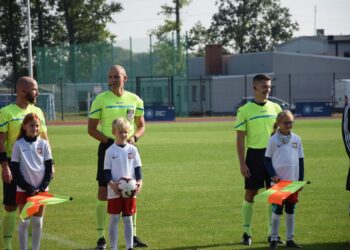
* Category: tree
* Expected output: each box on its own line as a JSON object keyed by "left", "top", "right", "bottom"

{"left": 187, "top": 21, "right": 213, "bottom": 56}
{"left": 32, "top": 0, "right": 66, "bottom": 48}
{"left": 55, "top": 0, "right": 122, "bottom": 44}
{"left": 153, "top": 0, "right": 191, "bottom": 47}
{"left": 0, "top": 0, "right": 66, "bottom": 84}
{"left": 0, "top": 0, "right": 27, "bottom": 86}
{"left": 48, "top": 0, "right": 123, "bottom": 82}
{"left": 151, "top": 0, "right": 191, "bottom": 76}
{"left": 245, "top": 0, "right": 299, "bottom": 52}
{"left": 0, "top": 0, "right": 123, "bottom": 83}
{"left": 189, "top": 0, "right": 298, "bottom": 54}
{"left": 30, "top": 0, "right": 67, "bottom": 84}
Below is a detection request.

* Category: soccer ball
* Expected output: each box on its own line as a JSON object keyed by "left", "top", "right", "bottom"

{"left": 117, "top": 177, "right": 137, "bottom": 198}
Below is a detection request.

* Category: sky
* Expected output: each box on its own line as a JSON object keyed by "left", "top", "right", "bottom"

{"left": 107, "top": 0, "right": 350, "bottom": 44}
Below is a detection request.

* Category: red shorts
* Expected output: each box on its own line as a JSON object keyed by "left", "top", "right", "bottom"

{"left": 108, "top": 197, "right": 136, "bottom": 216}
{"left": 285, "top": 191, "right": 299, "bottom": 204}
{"left": 16, "top": 191, "right": 49, "bottom": 205}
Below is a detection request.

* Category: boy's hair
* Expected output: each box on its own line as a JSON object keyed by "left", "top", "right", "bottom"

{"left": 253, "top": 74, "right": 271, "bottom": 85}
{"left": 272, "top": 110, "right": 294, "bottom": 135}
{"left": 17, "top": 113, "right": 41, "bottom": 140}
{"left": 112, "top": 117, "right": 130, "bottom": 132}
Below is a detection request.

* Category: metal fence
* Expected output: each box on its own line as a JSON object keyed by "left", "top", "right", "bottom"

{"left": 2, "top": 71, "right": 349, "bottom": 120}
{"left": 32, "top": 35, "right": 189, "bottom": 119}
{"left": 187, "top": 72, "right": 350, "bottom": 116}
{"left": 1, "top": 35, "right": 349, "bottom": 119}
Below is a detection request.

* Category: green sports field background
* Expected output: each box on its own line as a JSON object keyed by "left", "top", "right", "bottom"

{"left": 1, "top": 118, "right": 349, "bottom": 249}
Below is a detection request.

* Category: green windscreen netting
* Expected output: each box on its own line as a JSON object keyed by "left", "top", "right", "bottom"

{"left": 35, "top": 35, "right": 189, "bottom": 118}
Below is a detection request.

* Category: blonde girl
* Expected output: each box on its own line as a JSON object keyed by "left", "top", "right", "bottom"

{"left": 264, "top": 110, "right": 304, "bottom": 249}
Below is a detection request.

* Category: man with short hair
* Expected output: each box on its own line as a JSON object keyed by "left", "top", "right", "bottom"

{"left": 235, "top": 74, "right": 282, "bottom": 246}
{"left": 88, "top": 65, "right": 147, "bottom": 249}
{"left": 0, "top": 76, "right": 49, "bottom": 250}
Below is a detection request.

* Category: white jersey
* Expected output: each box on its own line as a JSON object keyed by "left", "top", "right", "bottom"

{"left": 11, "top": 137, "right": 52, "bottom": 192}
{"left": 104, "top": 143, "right": 142, "bottom": 199}
{"left": 265, "top": 132, "right": 304, "bottom": 181}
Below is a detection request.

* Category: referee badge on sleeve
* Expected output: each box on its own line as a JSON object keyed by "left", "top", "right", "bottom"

{"left": 127, "top": 109, "right": 135, "bottom": 121}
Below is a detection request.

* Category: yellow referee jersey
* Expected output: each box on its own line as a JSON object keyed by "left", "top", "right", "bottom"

{"left": 89, "top": 90, "right": 144, "bottom": 139}
{"left": 235, "top": 100, "right": 282, "bottom": 149}
{"left": 0, "top": 103, "right": 47, "bottom": 156}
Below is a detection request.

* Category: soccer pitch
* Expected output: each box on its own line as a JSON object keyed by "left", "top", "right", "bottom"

{"left": 1, "top": 118, "right": 349, "bottom": 249}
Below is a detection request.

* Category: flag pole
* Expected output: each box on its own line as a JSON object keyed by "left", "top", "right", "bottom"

{"left": 26, "top": 0, "right": 33, "bottom": 77}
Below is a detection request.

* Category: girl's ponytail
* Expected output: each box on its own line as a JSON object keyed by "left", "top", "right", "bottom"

{"left": 272, "top": 122, "right": 279, "bottom": 135}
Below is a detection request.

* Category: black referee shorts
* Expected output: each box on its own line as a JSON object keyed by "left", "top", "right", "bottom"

{"left": 97, "top": 140, "right": 114, "bottom": 187}
{"left": 3, "top": 159, "right": 17, "bottom": 206}
{"left": 245, "top": 148, "right": 271, "bottom": 190}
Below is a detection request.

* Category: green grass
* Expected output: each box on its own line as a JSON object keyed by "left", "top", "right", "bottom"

{"left": 1, "top": 118, "right": 349, "bottom": 249}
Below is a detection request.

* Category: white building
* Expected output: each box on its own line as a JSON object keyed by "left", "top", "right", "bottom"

{"left": 188, "top": 46, "right": 350, "bottom": 115}
{"left": 275, "top": 33, "right": 350, "bottom": 58}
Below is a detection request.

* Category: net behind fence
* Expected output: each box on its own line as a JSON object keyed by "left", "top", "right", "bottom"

{"left": 0, "top": 35, "right": 341, "bottom": 120}
{"left": 35, "top": 35, "right": 189, "bottom": 119}
{"left": 2, "top": 72, "right": 348, "bottom": 120}
{"left": 0, "top": 93, "right": 55, "bottom": 121}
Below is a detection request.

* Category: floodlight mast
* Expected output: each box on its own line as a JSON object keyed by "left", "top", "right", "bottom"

{"left": 26, "top": 0, "right": 33, "bottom": 77}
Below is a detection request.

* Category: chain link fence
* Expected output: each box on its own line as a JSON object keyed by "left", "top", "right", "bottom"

{"left": 1, "top": 35, "right": 349, "bottom": 120}
{"left": 32, "top": 34, "right": 189, "bottom": 119}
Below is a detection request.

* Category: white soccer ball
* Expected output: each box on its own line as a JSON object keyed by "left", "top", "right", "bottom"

{"left": 117, "top": 177, "right": 137, "bottom": 198}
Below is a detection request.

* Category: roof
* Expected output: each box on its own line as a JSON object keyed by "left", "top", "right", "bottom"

{"left": 328, "top": 35, "right": 350, "bottom": 43}
{"left": 276, "top": 35, "right": 350, "bottom": 48}
{"left": 276, "top": 36, "right": 326, "bottom": 48}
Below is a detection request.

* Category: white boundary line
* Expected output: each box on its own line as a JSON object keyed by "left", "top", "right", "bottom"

{"left": 42, "top": 232, "right": 91, "bottom": 249}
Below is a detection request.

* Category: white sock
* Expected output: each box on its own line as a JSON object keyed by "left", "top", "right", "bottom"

{"left": 286, "top": 213, "right": 295, "bottom": 241}
{"left": 109, "top": 214, "right": 120, "bottom": 250}
{"left": 18, "top": 219, "right": 30, "bottom": 250}
{"left": 267, "top": 203, "right": 272, "bottom": 235}
{"left": 31, "top": 216, "right": 43, "bottom": 250}
{"left": 123, "top": 216, "right": 133, "bottom": 249}
{"left": 271, "top": 213, "right": 281, "bottom": 241}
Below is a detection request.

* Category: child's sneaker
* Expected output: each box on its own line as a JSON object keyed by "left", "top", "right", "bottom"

{"left": 269, "top": 240, "right": 278, "bottom": 249}
{"left": 242, "top": 233, "right": 252, "bottom": 245}
{"left": 95, "top": 237, "right": 106, "bottom": 250}
{"left": 286, "top": 240, "right": 301, "bottom": 248}
{"left": 268, "top": 236, "right": 285, "bottom": 244}
{"left": 133, "top": 236, "right": 148, "bottom": 248}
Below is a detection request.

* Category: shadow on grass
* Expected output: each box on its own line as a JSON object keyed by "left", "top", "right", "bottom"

{"left": 158, "top": 242, "right": 240, "bottom": 250}
{"left": 159, "top": 241, "right": 349, "bottom": 250}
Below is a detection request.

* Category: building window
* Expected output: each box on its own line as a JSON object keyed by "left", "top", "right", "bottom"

{"left": 344, "top": 51, "right": 350, "bottom": 57}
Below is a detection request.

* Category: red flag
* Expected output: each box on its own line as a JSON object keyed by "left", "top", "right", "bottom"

{"left": 20, "top": 193, "right": 72, "bottom": 220}
{"left": 254, "top": 180, "right": 307, "bottom": 205}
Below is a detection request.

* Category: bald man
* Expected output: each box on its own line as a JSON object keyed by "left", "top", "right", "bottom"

{"left": 88, "top": 65, "right": 147, "bottom": 249}
{"left": 0, "top": 76, "right": 49, "bottom": 250}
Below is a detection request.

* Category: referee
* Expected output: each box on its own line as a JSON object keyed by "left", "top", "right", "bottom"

{"left": 0, "top": 77, "right": 49, "bottom": 250}
{"left": 88, "top": 65, "right": 146, "bottom": 249}
{"left": 341, "top": 103, "right": 350, "bottom": 215}
{"left": 234, "top": 74, "right": 282, "bottom": 246}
